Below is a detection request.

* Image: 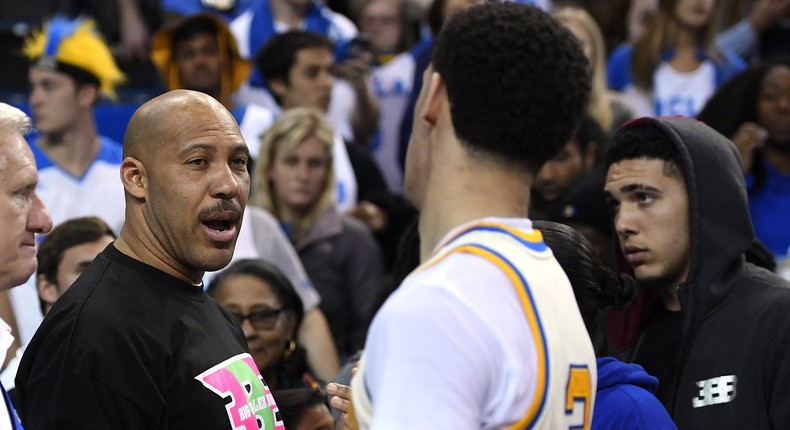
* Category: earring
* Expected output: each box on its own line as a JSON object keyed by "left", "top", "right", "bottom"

{"left": 283, "top": 340, "right": 296, "bottom": 360}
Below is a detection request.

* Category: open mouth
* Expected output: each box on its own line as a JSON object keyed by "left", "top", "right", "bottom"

{"left": 203, "top": 219, "right": 232, "bottom": 232}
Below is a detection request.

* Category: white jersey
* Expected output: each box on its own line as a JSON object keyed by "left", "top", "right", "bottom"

{"left": 352, "top": 217, "right": 596, "bottom": 429}
{"left": 369, "top": 52, "right": 416, "bottom": 193}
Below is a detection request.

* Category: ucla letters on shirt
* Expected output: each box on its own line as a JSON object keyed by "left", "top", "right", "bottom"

{"left": 15, "top": 245, "right": 284, "bottom": 429}
{"left": 352, "top": 218, "right": 597, "bottom": 429}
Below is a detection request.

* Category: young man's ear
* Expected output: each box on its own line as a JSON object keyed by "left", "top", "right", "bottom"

{"left": 420, "top": 72, "right": 446, "bottom": 126}
{"left": 77, "top": 83, "right": 100, "bottom": 109}
{"left": 37, "top": 274, "right": 60, "bottom": 308}
{"left": 120, "top": 157, "right": 147, "bottom": 200}
{"left": 269, "top": 79, "right": 287, "bottom": 104}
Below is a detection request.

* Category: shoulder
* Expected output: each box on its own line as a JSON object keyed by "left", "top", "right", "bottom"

{"left": 97, "top": 136, "right": 124, "bottom": 163}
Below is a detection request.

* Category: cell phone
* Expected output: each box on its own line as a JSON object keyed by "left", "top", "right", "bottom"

{"left": 338, "top": 35, "right": 373, "bottom": 63}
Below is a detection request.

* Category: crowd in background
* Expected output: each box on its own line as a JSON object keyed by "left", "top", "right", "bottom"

{"left": 0, "top": 0, "right": 788, "bottom": 428}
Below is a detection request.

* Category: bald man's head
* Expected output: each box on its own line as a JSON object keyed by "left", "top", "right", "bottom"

{"left": 123, "top": 90, "right": 240, "bottom": 161}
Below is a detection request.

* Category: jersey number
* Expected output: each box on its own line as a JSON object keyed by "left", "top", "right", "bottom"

{"left": 565, "top": 365, "right": 592, "bottom": 430}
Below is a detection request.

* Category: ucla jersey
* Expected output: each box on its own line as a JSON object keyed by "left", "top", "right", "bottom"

{"left": 352, "top": 218, "right": 596, "bottom": 429}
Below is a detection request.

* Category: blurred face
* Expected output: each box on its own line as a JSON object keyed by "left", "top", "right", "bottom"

{"left": 39, "top": 234, "right": 114, "bottom": 312}
{"left": 758, "top": 65, "right": 790, "bottom": 146}
{"left": 359, "top": 0, "right": 402, "bottom": 55}
{"left": 294, "top": 403, "right": 334, "bottom": 430}
{"left": 269, "top": 136, "right": 330, "bottom": 216}
{"left": 28, "top": 67, "right": 82, "bottom": 135}
{"left": 605, "top": 158, "right": 690, "bottom": 290}
{"left": 143, "top": 103, "right": 249, "bottom": 279}
{"left": 274, "top": 48, "right": 334, "bottom": 112}
{"left": 174, "top": 32, "right": 222, "bottom": 95}
{"left": 0, "top": 131, "right": 52, "bottom": 289}
{"left": 535, "top": 139, "right": 593, "bottom": 203}
{"left": 214, "top": 274, "right": 296, "bottom": 377}
{"left": 674, "top": 0, "right": 715, "bottom": 30}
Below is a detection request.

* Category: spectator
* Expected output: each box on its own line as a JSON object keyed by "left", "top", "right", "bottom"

{"left": 553, "top": 5, "right": 635, "bottom": 135}
{"left": 697, "top": 58, "right": 790, "bottom": 264}
{"left": 273, "top": 387, "right": 334, "bottom": 430}
{"left": 607, "top": 0, "right": 745, "bottom": 117}
{"left": 604, "top": 116, "right": 790, "bottom": 427}
{"left": 16, "top": 90, "right": 284, "bottom": 429}
{"left": 0, "top": 102, "right": 53, "bottom": 430}
{"left": 252, "top": 107, "right": 385, "bottom": 361}
{"left": 209, "top": 259, "right": 321, "bottom": 390}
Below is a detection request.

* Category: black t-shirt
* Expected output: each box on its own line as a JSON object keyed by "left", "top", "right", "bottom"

{"left": 16, "top": 245, "right": 283, "bottom": 429}
{"left": 631, "top": 306, "right": 684, "bottom": 406}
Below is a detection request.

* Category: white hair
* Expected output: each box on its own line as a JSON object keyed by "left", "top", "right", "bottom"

{"left": 0, "top": 103, "right": 31, "bottom": 135}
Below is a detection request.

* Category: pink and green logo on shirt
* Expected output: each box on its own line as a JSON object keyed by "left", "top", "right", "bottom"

{"left": 196, "top": 353, "right": 285, "bottom": 430}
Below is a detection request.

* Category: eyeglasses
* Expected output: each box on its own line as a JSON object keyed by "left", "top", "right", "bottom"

{"left": 229, "top": 308, "right": 285, "bottom": 331}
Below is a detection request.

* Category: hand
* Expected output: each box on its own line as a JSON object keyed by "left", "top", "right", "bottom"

{"left": 334, "top": 53, "right": 374, "bottom": 90}
{"left": 750, "top": 0, "right": 790, "bottom": 33}
{"left": 348, "top": 201, "right": 388, "bottom": 232}
{"left": 326, "top": 382, "right": 355, "bottom": 430}
{"left": 730, "top": 122, "right": 767, "bottom": 173}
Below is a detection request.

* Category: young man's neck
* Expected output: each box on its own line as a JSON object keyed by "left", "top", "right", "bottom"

{"left": 417, "top": 162, "right": 532, "bottom": 261}
{"left": 38, "top": 121, "right": 101, "bottom": 177}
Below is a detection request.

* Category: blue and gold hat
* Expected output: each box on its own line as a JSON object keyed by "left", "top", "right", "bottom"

{"left": 23, "top": 16, "right": 126, "bottom": 100}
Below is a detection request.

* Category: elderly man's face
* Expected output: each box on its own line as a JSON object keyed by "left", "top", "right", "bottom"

{"left": 0, "top": 131, "right": 52, "bottom": 289}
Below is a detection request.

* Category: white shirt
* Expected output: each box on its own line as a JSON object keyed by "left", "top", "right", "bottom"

{"left": 353, "top": 218, "right": 596, "bottom": 429}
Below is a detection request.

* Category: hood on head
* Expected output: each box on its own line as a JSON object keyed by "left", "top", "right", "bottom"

{"left": 150, "top": 13, "right": 251, "bottom": 97}
{"left": 613, "top": 116, "right": 754, "bottom": 322}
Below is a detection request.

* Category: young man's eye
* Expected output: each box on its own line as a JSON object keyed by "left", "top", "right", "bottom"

{"left": 637, "top": 193, "right": 654, "bottom": 204}
{"left": 188, "top": 158, "right": 207, "bottom": 166}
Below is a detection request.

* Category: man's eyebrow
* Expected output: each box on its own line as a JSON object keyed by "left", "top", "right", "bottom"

{"left": 620, "top": 184, "right": 661, "bottom": 194}
{"left": 178, "top": 143, "right": 216, "bottom": 158}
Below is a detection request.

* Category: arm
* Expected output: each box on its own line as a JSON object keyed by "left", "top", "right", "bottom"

{"left": 116, "top": 0, "right": 151, "bottom": 61}
{"left": 299, "top": 308, "right": 341, "bottom": 382}
{"left": 334, "top": 54, "right": 381, "bottom": 147}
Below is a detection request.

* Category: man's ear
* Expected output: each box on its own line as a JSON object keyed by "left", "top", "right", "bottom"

{"left": 37, "top": 274, "right": 60, "bottom": 307}
{"left": 77, "top": 83, "right": 99, "bottom": 109}
{"left": 120, "top": 156, "right": 147, "bottom": 200}
{"left": 269, "top": 79, "right": 287, "bottom": 102}
{"left": 420, "top": 72, "right": 446, "bottom": 126}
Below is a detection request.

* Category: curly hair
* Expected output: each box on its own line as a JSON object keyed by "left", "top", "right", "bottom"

{"left": 432, "top": 2, "right": 590, "bottom": 174}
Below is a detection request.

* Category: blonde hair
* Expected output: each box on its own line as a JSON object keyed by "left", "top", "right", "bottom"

{"left": 252, "top": 108, "right": 336, "bottom": 243}
{"left": 631, "top": 0, "right": 723, "bottom": 91}
{"left": 553, "top": 6, "right": 613, "bottom": 133}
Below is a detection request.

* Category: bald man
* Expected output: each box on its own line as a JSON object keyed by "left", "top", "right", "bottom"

{"left": 16, "top": 90, "right": 285, "bottom": 429}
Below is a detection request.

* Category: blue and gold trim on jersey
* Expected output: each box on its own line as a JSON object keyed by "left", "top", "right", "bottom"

{"left": 438, "top": 221, "right": 548, "bottom": 254}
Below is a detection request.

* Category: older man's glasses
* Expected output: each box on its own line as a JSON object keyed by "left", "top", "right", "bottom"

{"left": 230, "top": 308, "right": 284, "bottom": 331}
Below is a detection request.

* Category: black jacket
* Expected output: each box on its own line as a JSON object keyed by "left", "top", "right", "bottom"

{"left": 612, "top": 117, "right": 790, "bottom": 429}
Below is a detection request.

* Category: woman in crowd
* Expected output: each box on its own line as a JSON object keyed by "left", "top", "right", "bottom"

{"left": 697, "top": 58, "right": 790, "bottom": 266}
{"left": 554, "top": 6, "right": 634, "bottom": 135}
{"left": 607, "top": 0, "right": 744, "bottom": 118}
{"left": 252, "top": 108, "right": 386, "bottom": 361}
{"left": 208, "top": 259, "right": 318, "bottom": 390}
